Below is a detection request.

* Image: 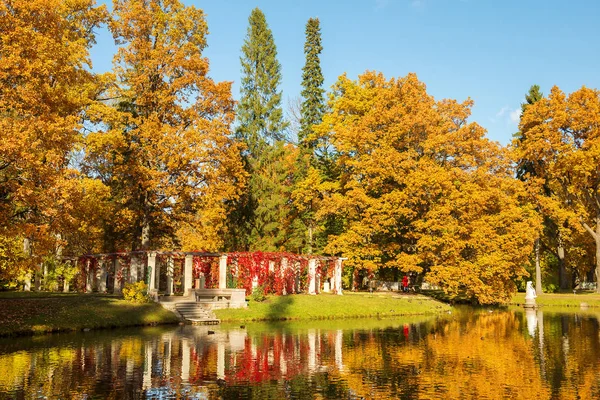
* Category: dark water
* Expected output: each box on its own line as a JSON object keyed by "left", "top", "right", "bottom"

{"left": 0, "top": 307, "right": 599, "bottom": 399}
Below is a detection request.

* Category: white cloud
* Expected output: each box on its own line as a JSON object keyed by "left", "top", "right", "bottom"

{"left": 509, "top": 108, "right": 522, "bottom": 124}
{"left": 491, "top": 106, "right": 521, "bottom": 125}
{"left": 496, "top": 106, "right": 509, "bottom": 118}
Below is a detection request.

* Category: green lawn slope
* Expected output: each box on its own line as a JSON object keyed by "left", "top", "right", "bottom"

{"left": 214, "top": 291, "right": 450, "bottom": 322}
{"left": 0, "top": 292, "right": 179, "bottom": 337}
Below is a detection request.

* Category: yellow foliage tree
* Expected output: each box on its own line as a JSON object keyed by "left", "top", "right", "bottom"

{"left": 516, "top": 86, "right": 600, "bottom": 292}
{"left": 0, "top": 0, "right": 107, "bottom": 278}
{"left": 85, "top": 0, "right": 246, "bottom": 251}
{"left": 316, "top": 71, "right": 540, "bottom": 304}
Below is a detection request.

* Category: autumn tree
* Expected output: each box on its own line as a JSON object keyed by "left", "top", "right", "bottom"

{"left": 316, "top": 71, "right": 540, "bottom": 304}
{"left": 85, "top": 0, "right": 245, "bottom": 252}
{"left": 516, "top": 86, "right": 600, "bottom": 292}
{"left": 513, "top": 85, "right": 547, "bottom": 293}
{"left": 0, "top": 0, "right": 107, "bottom": 278}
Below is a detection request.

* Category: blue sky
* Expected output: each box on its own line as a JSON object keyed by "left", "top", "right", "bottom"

{"left": 91, "top": 0, "right": 600, "bottom": 145}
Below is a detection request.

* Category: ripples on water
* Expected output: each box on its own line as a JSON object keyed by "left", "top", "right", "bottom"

{"left": 0, "top": 308, "right": 599, "bottom": 399}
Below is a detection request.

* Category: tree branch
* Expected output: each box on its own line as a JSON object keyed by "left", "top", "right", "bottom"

{"left": 580, "top": 217, "right": 598, "bottom": 240}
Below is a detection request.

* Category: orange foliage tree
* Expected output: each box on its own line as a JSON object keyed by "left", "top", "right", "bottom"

{"left": 0, "top": 0, "right": 107, "bottom": 279}
{"left": 315, "top": 71, "right": 540, "bottom": 304}
{"left": 515, "top": 86, "right": 600, "bottom": 292}
{"left": 85, "top": 0, "right": 246, "bottom": 252}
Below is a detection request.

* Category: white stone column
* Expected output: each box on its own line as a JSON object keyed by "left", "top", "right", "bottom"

{"left": 219, "top": 255, "right": 227, "bottom": 289}
{"left": 184, "top": 255, "right": 193, "bottom": 295}
{"left": 130, "top": 255, "right": 139, "bottom": 284}
{"left": 113, "top": 258, "right": 122, "bottom": 294}
{"left": 281, "top": 257, "right": 288, "bottom": 295}
{"left": 98, "top": 260, "right": 107, "bottom": 293}
{"left": 308, "top": 259, "right": 317, "bottom": 295}
{"left": 148, "top": 252, "right": 157, "bottom": 290}
{"left": 23, "top": 272, "right": 31, "bottom": 291}
{"left": 166, "top": 256, "right": 174, "bottom": 295}
{"left": 333, "top": 258, "right": 344, "bottom": 295}
{"left": 86, "top": 259, "right": 93, "bottom": 293}
{"left": 316, "top": 261, "right": 321, "bottom": 294}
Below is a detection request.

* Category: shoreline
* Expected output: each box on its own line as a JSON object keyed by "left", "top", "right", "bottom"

{"left": 0, "top": 292, "right": 180, "bottom": 338}
{"left": 0, "top": 291, "right": 450, "bottom": 337}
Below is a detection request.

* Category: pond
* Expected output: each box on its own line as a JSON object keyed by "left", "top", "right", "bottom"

{"left": 0, "top": 307, "right": 599, "bottom": 399}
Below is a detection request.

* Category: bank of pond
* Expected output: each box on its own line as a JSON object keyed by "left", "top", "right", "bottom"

{"left": 1, "top": 307, "right": 600, "bottom": 398}
{"left": 3, "top": 290, "right": 600, "bottom": 338}
{"left": 0, "top": 291, "right": 449, "bottom": 337}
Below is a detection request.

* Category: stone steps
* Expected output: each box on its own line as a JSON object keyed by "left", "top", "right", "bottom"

{"left": 174, "top": 302, "right": 220, "bottom": 324}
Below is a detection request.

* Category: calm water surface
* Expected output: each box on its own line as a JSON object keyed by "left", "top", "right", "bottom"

{"left": 0, "top": 307, "right": 599, "bottom": 399}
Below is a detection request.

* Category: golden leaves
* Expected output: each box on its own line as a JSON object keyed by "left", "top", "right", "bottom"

{"left": 319, "top": 71, "right": 539, "bottom": 304}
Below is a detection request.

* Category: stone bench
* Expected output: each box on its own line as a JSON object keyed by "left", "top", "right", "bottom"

{"left": 193, "top": 288, "right": 247, "bottom": 309}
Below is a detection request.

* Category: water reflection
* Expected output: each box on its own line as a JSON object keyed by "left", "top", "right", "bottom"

{"left": 1, "top": 309, "right": 600, "bottom": 399}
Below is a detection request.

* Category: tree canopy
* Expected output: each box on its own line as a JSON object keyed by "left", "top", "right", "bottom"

{"left": 2, "top": 2, "right": 600, "bottom": 303}
{"left": 314, "top": 72, "right": 540, "bottom": 303}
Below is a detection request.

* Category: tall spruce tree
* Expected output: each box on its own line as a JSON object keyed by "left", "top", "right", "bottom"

{"left": 229, "top": 8, "right": 298, "bottom": 251}
{"left": 236, "top": 8, "right": 287, "bottom": 151}
{"left": 293, "top": 18, "right": 327, "bottom": 253}
{"left": 299, "top": 18, "right": 325, "bottom": 149}
{"left": 515, "top": 85, "right": 543, "bottom": 180}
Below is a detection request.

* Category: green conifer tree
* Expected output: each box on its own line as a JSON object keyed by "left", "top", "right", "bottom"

{"left": 227, "top": 8, "right": 298, "bottom": 252}
{"left": 299, "top": 18, "right": 325, "bottom": 149}
{"left": 236, "top": 7, "right": 287, "bottom": 151}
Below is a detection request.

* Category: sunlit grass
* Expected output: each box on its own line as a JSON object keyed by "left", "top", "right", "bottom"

{"left": 214, "top": 291, "right": 450, "bottom": 322}
{"left": 0, "top": 292, "right": 179, "bottom": 337}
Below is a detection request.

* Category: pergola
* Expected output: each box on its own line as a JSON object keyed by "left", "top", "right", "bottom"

{"left": 76, "top": 251, "right": 344, "bottom": 296}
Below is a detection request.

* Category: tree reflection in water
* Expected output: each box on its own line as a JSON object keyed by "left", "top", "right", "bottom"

{"left": 1, "top": 309, "right": 600, "bottom": 399}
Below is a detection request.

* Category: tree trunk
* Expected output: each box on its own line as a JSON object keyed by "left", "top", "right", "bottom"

{"left": 535, "top": 238, "right": 543, "bottom": 294}
{"left": 557, "top": 237, "right": 568, "bottom": 290}
{"left": 307, "top": 224, "right": 313, "bottom": 255}
{"left": 581, "top": 217, "right": 600, "bottom": 294}
{"left": 141, "top": 215, "right": 150, "bottom": 250}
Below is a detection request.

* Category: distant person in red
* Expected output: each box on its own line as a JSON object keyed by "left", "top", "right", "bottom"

{"left": 402, "top": 275, "right": 409, "bottom": 292}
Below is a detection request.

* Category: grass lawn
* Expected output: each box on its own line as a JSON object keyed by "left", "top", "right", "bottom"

{"left": 0, "top": 291, "right": 180, "bottom": 337}
{"left": 511, "top": 291, "right": 600, "bottom": 308}
{"left": 214, "top": 291, "right": 451, "bottom": 322}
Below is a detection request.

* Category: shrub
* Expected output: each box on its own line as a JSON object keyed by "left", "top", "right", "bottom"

{"left": 251, "top": 285, "right": 267, "bottom": 302}
{"left": 122, "top": 281, "right": 151, "bottom": 303}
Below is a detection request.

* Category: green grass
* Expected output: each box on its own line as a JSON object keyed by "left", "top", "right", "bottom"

{"left": 0, "top": 291, "right": 180, "bottom": 337}
{"left": 510, "top": 291, "right": 600, "bottom": 308}
{"left": 214, "top": 291, "right": 451, "bottom": 322}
